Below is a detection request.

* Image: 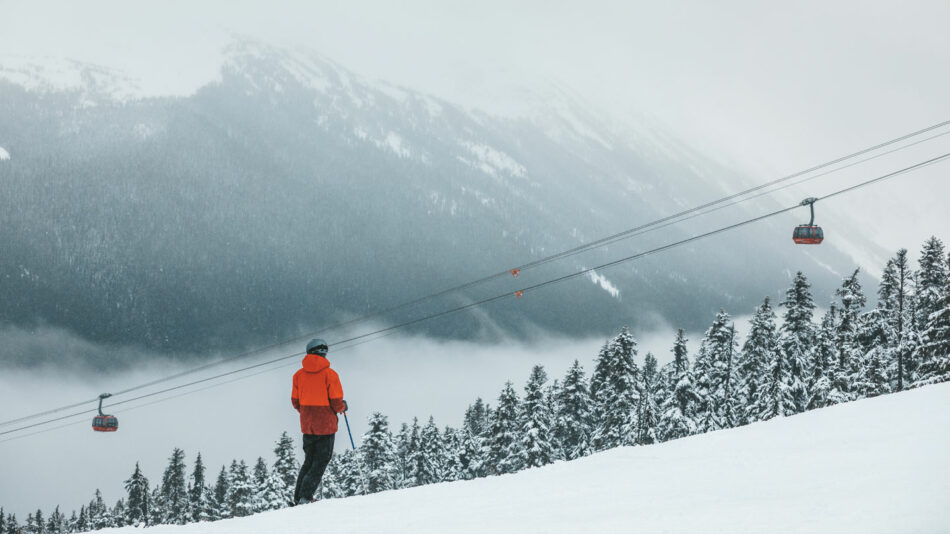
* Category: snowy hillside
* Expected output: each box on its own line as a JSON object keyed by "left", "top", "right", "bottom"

{"left": 102, "top": 383, "right": 950, "bottom": 534}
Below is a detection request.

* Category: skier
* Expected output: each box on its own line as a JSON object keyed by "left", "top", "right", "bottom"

{"left": 291, "top": 338, "right": 347, "bottom": 505}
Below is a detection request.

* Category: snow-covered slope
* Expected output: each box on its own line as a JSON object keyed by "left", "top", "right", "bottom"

{"left": 104, "top": 383, "right": 950, "bottom": 534}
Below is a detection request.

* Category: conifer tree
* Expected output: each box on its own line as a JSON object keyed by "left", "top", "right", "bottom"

{"left": 224, "top": 460, "right": 255, "bottom": 518}
{"left": 47, "top": 506, "right": 66, "bottom": 534}
{"left": 588, "top": 341, "right": 611, "bottom": 430}
{"left": 188, "top": 453, "right": 206, "bottom": 522}
{"left": 779, "top": 272, "right": 816, "bottom": 412}
{"left": 272, "top": 432, "right": 298, "bottom": 495}
{"left": 591, "top": 327, "right": 640, "bottom": 449}
{"left": 33, "top": 510, "right": 45, "bottom": 534}
{"left": 5, "top": 514, "right": 17, "bottom": 534}
{"left": 440, "top": 426, "right": 463, "bottom": 482}
{"left": 916, "top": 283, "right": 950, "bottom": 386}
{"left": 317, "top": 456, "right": 342, "bottom": 499}
{"left": 88, "top": 489, "right": 112, "bottom": 530}
{"left": 361, "top": 412, "right": 398, "bottom": 493}
{"left": 463, "top": 398, "right": 489, "bottom": 437}
{"left": 394, "top": 421, "right": 413, "bottom": 488}
{"left": 148, "top": 486, "right": 164, "bottom": 525}
{"left": 124, "top": 462, "right": 150, "bottom": 526}
{"left": 636, "top": 353, "right": 661, "bottom": 444}
{"left": 258, "top": 469, "right": 291, "bottom": 510}
{"left": 418, "top": 416, "right": 446, "bottom": 484}
{"left": 738, "top": 298, "right": 779, "bottom": 425}
{"left": 403, "top": 417, "right": 425, "bottom": 487}
{"left": 658, "top": 329, "right": 698, "bottom": 441}
{"left": 487, "top": 381, "right": 523, "bottom": 475}
{"left": 554, "top": 360, "right": 594, "bottom": 459}
{"left": 111, "top": 500, "right": 126, "bottom": 528}
{"left": 693, "top": 311, "right": 738, "bottom": 431}
{"left": 807, "top": 306, "right": 838, "bottom": 410}
{"left": 336, "top": 450, "right": 364, "bottom": 497}
{"left": 0, "top": 508, "right": 5, "bottom": 534}
{"left": 914, "top": 237, "right": 948, "bottom": 331}
{"left": 159, "top": 448, "right": 189, "bottom": 524}
{"left": 455, "top": 426, "right": 485, "bottom": 480}
{"left": 830, "top": 269, "right": 867, "bottom": 403}
{"left": 891, "top": 249, "right": 914, "bottom": 390}
{"left": 519, "top": 365, "right": 557, "bottom": 468}
{"left": 212, "top": 466, "right": 230, "bottom": 520}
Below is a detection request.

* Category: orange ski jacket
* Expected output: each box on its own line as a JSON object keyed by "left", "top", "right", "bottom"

{"left": 291, "top": 354, "right": 346, "bottom": 435}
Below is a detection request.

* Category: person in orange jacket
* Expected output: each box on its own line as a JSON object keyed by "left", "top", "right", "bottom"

{"left": 292, "top": 338, "right": 347, "bottom": 505}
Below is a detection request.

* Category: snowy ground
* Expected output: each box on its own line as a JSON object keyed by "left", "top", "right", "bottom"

{"left": 104, "top": 383, "right": 950, "bottom": 534}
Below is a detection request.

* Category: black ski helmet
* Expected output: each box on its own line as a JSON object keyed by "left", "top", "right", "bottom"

{"left": 306, "top": 338, "right": 329, "bottom": 356}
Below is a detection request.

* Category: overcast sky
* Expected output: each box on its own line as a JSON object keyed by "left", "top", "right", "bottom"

{"left": 1, "top": 0, "right": 949, "bottom": 518}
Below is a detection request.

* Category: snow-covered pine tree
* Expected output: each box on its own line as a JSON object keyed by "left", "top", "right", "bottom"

{"left": 519, "top": 365, "right": 557, "bottom": 469}
{"left": 738, "top": 297, "right": 779, "bottom": 425}
{"left": 32, "top": 510, "right": 45, "bottom": 534}
{"left": 916, "top": 278, "right": 950, "bottom": 386}
{"left": 419, "top": 416, "right": 446, "bottom": 484}
{"left": 692, "top": 311, "right": 737, "bottom": 431}
{"left": 807, "top": 306, "right": 838, "bottom": 410}
{"left": 317, "top": 455, "right": 341, "bottom": 499}
{"left": 224, "top": 460, "right": 255, "bottom": 518}
{"left": 24, "top": 513, "right": 36, "bottom": 534}
{"left": 336, "top": 450, "right": 364, "bottom": 497}
{"left": 890, "top": 249, "right": 915, "bottom": 390}
{"left": 249, "top": 457, "right": 269, "bottom": 512}
{"left": 252, "top": 457, "right": 268, "bottom": 488}
{"left": 88, "top": 489, "right": 112, "bottom": 530}
{"left": 159, "top": 448, "right": 189, "bottom": 525}
{"left": 76, "top": 507, "right": 89, "bottom": 533}
{"left": 658, "top": 329, "right": 698, "bottom": 441}
{"left": 591, "top": 327, "right": 640, "bottom": 450}
{"left": 360, "top": 412, "right": 398, "bottom": 493}
{"left": 148, "top": 485, "right": 165, "bottom": 525}
{"left": 554, "top": 360, "right": 594, "bottom": 460}
{"left": 257, "top": 469, "right": 291, "bottom": 510}
{"left": 914, "top": 237, "right": 950, "bottom": 386}
{"left": 545, "top": 379, "right": 564, "bottom": 460}
{"left": 187, "top": 453, "right": 206, "bottom": 522}
{"left": 487, "top": 381, "right": 523, "bottom": 475}
{"left": 0, "top": 508, "right": 6, "bottom": 534}
{"left": 212, "top": 465, "right": 229, "bottom": 520}
{"left": 779, "top": 271, "right": 816, "bottom": 412}
{"left": 637, "top": 353, "right": 661, "bottom": 445}
{"left": 455, "top": 426, "right": 484, "bottom": 480}
{"left": 463, "top": 398, "right": 489, "bottom": 437}
{"left": 588, "top": 341, "right": 611, "bottom": 432}
{"left": 111, "top": 500, "right": 127, "bottom": 528}
{"left": 830, "top": 269, "right": 867, "bottom": 403}
{"left": 272, "top": 431, "right": 298, "bottom": 499}
{"left": 393, "top": 421, "right": 412, "bottom": 488}
{"left": 5, "top": 514, "right": 17, "bottom": 534}
{"left": 914, "top": 237, "right": 948, "bottom": 331}
{"left": 404, "top": 417, "right": 425, "bottom": 487}
{"left": 441, "top": 426, "right": 462, "bottom": 482}
{"left": 46, "top": 507, "right": 66, "bottom": 534}
{"left": 124, "top": 462, "right": 150, "bottom": 526}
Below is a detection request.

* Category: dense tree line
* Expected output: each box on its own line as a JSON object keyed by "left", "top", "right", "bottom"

{"left": 3, "top": 236, "right": 948, "bottom": 532}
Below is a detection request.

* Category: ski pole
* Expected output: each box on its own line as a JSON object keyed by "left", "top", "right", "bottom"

{"left": 342, "top": 408, "right": 369, "bottom": 495}
{"left": 343, "top": 410, "right": 357, "bottom": 450}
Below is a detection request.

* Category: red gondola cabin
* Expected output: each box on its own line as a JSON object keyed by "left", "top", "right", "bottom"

{"left": 92, "top": 392, "right": 118, "bottom": 432}
{"left": 92, "top": 414, "right": 118, "bottom": 432}
{"left": 793, "top": 225, "right": 824, "bottom": 244}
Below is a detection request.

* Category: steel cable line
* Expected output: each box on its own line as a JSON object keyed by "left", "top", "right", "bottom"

{"left": 3, "top": 152, "right": 946, "bottom": 440}
{"left": 3, "top": 118, "right": 944, "bottom": 431}
{"left": 17, "top": 124, "right": 939, "bottom": 431}
{"left": 0, "top": 329, "right": 402, "bottom": 441}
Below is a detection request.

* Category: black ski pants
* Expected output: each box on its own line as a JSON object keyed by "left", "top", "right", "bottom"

{"left": 295, "top": 433, "right": 335, "bottom": 502}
